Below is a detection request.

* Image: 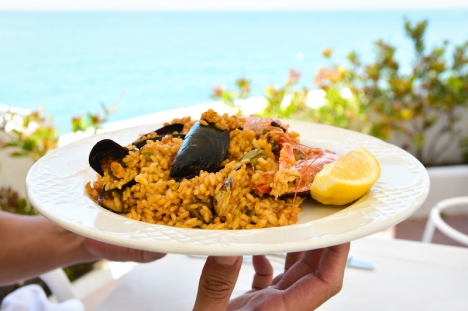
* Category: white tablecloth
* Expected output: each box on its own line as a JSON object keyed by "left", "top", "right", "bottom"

{"left": 96, "top": 237, "right": 468, "bottom": 311}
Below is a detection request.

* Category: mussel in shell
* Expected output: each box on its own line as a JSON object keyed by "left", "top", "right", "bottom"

{"left": 89, "top": 139, "right": 129, "bottom": 176}
{"left": 98, "top": 188, "right": 124, "bottom": 212}
{"left": 170, "top": 122, "right": 230, "bottom": 179}
{"left": 213, "top": 177, "right": 233, "bottom": 217}
{"left": 89, "top": 123, "right": 186, "bottom": 176}
{"left": 98, "top": 179, "right": 136, "bottom": 213}
{"left": 132, "top": 123, "right": 185, "bottom": 149}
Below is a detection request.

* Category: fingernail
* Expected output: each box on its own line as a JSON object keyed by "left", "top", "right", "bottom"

{"left": 214, "top": 256, "right": 238, "bottom": 265}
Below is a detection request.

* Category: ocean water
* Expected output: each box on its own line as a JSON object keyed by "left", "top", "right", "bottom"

{"left": 0, "top": 10, "right": 467, "bottom": 133}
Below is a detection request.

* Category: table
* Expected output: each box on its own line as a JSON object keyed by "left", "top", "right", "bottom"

{"left": 96, "top": 237, "right": 468, "bottom": 311}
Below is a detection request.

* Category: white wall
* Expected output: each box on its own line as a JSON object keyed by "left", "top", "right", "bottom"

{"left": 410, "top": 165, "right": 468, "bottom": 218}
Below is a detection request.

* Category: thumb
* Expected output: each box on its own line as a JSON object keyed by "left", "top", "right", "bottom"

{"left": 193, "top": 256, "right": 242, "bottom": 311}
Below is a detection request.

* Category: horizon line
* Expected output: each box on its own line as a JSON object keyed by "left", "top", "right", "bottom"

{"left": 1, "top": 7, "right": 468, "bottom": 12}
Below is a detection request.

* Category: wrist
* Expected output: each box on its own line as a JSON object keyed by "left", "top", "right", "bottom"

{"left": 0, "top": 213, "right": 98, "bottom": 285}
{"left": 51, "top": 224, "right": 98, "bottom": 264}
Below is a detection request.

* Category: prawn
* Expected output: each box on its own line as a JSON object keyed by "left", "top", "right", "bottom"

{"left": 253, "top": 143, "right": 337, "bottom": 198}
{"left": 244, "top": 116, "right": 288, "bottom": 138}
{"left": 246, "top": 116, "right": 338, "bottom": 198}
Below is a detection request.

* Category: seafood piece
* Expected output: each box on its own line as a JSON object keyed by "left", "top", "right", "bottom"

{"left": 270, "top": 142, "right": 301, "bottom": 197}
{"left": 170, "top": 122, "right": 230, "bottom": 179}
{"left": 292, "top": 151, "right": 339, "bottom": 193}
{"left": 89, "top": 124, "right": 184, "bottom": 177}
{"left": 243, "top": 116, "right": 339, "bottom": 197}
{"left": 96, "top": 179, "right": 136, "bottom": 212}
{"left": 253, "top": 145, "right": 338, "bottom": 197}
{"left": 243, "top": 116, "right": 300, "bottom": 159}
{"left": 213, "top": 161, "right": 253, "bottom": 217}
{"left": 213, "top": 177, "right": 233, "bottom": 217}
{"left": 132, "top": 123, "right": 185, "bottom": 149}
{"left": 252, "top": 142, "right": 301, "bottom": 197}
{"left": 213, "top": 150, "right": 266, "bottom": 218}
{"left": 252, "top": 171, "right": 276, "bottom": 194}
{"left": 243, "top": 116, "right": 287, "bottom": 137}
{"left": 98, "top": 188, "right": 124, "bottom": 212}
{"left": 89, "top": 139, "right": 129, "bottom": 176}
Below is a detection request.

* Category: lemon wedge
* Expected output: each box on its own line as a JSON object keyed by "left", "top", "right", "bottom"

{"left": 310, "top": 147, "right": 381, "bottom": 205}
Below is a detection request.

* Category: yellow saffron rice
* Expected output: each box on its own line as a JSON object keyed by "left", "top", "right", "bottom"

{"left": 86, "top": 109, "right": 303, "bottom": 230}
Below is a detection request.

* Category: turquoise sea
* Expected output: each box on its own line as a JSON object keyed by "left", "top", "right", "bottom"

{"left": 0, "top": 10, "right": 467, "bottom": 133}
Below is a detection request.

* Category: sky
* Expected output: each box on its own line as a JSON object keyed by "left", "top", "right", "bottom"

{"left": 0, "top": 0, "right": 467, "bottom": 11}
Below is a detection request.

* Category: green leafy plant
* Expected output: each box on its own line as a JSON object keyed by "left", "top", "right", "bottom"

{"left": 71, "top": 103, "right": 116, "bottom": 133}
{"left": 213, "top": 19, "right": 468, "bottom": 166}
{"left": 260, "top": 69, "right": 310, "bottom": 119}
{"left": 315, "top": 19, "right": 468, "bottom": 165}
{"left": 1, "top": 103, "right": 115, "bottom": 162}
{"left": 310, "top": 51, "right": 368, "bottom": 133}
{"left": 0, "top": 109, "right": 58, "bottom": 162}
{"left": 0, "top": 186, "right": 36, "bottom": 215}
{"left": 211, "top": 78, "right": 251, "bottom": 116}
{"left": 212, "top": 69, "right": 312, "bottom": 119}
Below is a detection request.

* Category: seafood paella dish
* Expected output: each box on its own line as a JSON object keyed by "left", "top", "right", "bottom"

{"left": 86, "top": 109, "right": 378, "bottom": 230}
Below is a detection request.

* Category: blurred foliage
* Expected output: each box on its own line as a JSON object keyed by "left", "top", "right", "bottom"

{"left": 71, "top": 103, "right": 116, "bottom": 134}
{"left": 63, "top": 262, "right": 98, "bottom": 282}
{"left": 261, "top": 69, "right": 310, "bottom": 119}
{"left": 0, "top": 109, "right": 58, "bottom": 162}
{"left": 0, "top": 186, "right": 36, "bottom": 215}
{"left": 0, "top": 103, "right": 114, "bottom": 162}
{"left": 462, "top": 136, "right": 468, "bottom": 163}
{"left": 211, "top": 78, "right": 251, "bottom": 115}
{"left": 212, "top": 19, "right": 468, "bottom": 166}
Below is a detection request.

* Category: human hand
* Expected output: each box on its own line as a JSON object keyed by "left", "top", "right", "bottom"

{"left": 82, "top": 238, "right": 166, "bottom": 263}
{"left": 0, "top": 212, "right": 166, "bottom": 285}
{"left": 193, "top": 243, "right": 350, "bottom": 311}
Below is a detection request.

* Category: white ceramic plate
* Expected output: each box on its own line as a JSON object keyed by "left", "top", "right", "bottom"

{"left": 26, "top": 120, "right": 429, "bottom": 255}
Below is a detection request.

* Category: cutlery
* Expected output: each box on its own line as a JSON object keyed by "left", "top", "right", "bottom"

{"left": 346, "top": 257, "right": 375, "bottom": 270}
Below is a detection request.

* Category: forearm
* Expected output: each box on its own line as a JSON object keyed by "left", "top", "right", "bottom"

{"left": 0, "top": 211, "right": 96, "bottom": 285}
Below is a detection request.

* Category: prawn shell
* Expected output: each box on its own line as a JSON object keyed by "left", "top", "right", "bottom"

{"left": 89, "top": 139, "right": 129, "bottom": 176}
{"left": 169, "top": 122, "right": 230, "bottom": 179}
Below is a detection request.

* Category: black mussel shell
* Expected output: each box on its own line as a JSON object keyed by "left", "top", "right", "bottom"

{"left": 98, "top": 179, "right": 136, "bottom": 213}
{"left": 155, "top": 123, "right": 184, "bottom": 135}
{"left": 132, "top": 123, "right": 185, "bottom": 149}
{"left": 89, "top": 139, "right": 129, "bottom": 176}
{"left": 170, "top": 122, "right": 230, "bottom": 179}
{"left": 98, "top": 188, "right": 123, "bottom": 213}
